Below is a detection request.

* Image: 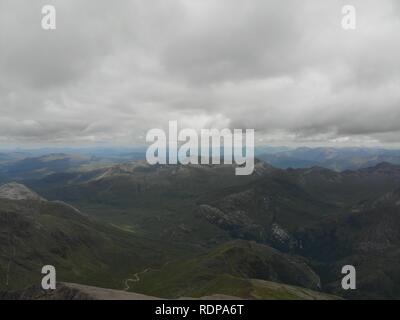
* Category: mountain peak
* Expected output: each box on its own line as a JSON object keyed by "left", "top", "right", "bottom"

{"left": 0, "top": 182, "right": 45, "bottom": 201}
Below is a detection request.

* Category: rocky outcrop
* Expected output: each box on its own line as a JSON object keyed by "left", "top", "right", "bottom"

{"left": 198, "top": 204, "right": 266, "bottom": 242}
{"left": 0, "top": 182, "right": 45, "bottom": 201}
{"left": 0, "top": 282, "right": 243, "bottom": 300}
{"left": 0, "top": 282, "right": 160, "bottom": 300}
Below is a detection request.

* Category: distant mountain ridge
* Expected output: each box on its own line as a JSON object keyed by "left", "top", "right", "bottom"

{"left": 258, "top": 147, "right": 400, "bottom": 171}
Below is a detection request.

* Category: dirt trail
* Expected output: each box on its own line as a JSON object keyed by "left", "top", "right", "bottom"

{"left": 124, "top": 268, "right": 152, "bottom": 291}
{"left": 123, "top": 262, "right": 170, "bottom": 291}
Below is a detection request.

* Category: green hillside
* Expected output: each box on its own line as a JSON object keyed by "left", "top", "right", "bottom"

{"left": 128, "top": 240, "right": 338, "bottom": 300}
{"left": 0, "top": 193, "right": 189, "bottom": 291}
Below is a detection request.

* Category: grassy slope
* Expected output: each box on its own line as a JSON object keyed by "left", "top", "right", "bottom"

{"left": 0, "top": 198, "right": 190, "bottom": 291}
{"left": 127, "top": 240, "right": 338, "bottom": 300}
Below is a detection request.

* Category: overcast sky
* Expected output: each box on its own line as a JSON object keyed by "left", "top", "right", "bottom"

{"left": 0, "top": 0, "right": 400, "bottom": 147}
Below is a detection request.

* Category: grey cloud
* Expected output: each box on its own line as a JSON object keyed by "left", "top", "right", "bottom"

{"left": 162, "top": 1, "right": 304, "bottom": 84}
{"left": 0, "top": 0, "right": 400, "bottom": 146}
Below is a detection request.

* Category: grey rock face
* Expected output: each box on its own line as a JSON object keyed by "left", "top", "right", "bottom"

{"left": 0, "top": 182, "right": 45, "bottom": 201}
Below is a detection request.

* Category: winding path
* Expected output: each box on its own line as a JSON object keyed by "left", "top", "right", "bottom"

{"left": 124, "top": 268, "right": 152, "bottom": 291}
{"left": 123, "top": 261, "right": 170, "bottom": 291}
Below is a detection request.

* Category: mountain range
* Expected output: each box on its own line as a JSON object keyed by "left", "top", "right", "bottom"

{"left": 1, "top": 149, "right": 400, "bottom": 299}
{"left": 258, "top": 147, "right": 400, "bottom": 171}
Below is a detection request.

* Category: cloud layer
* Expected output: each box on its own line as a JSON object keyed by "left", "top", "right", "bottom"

{"left": 1, "top": 0, "right": 400, "bottom": 146}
